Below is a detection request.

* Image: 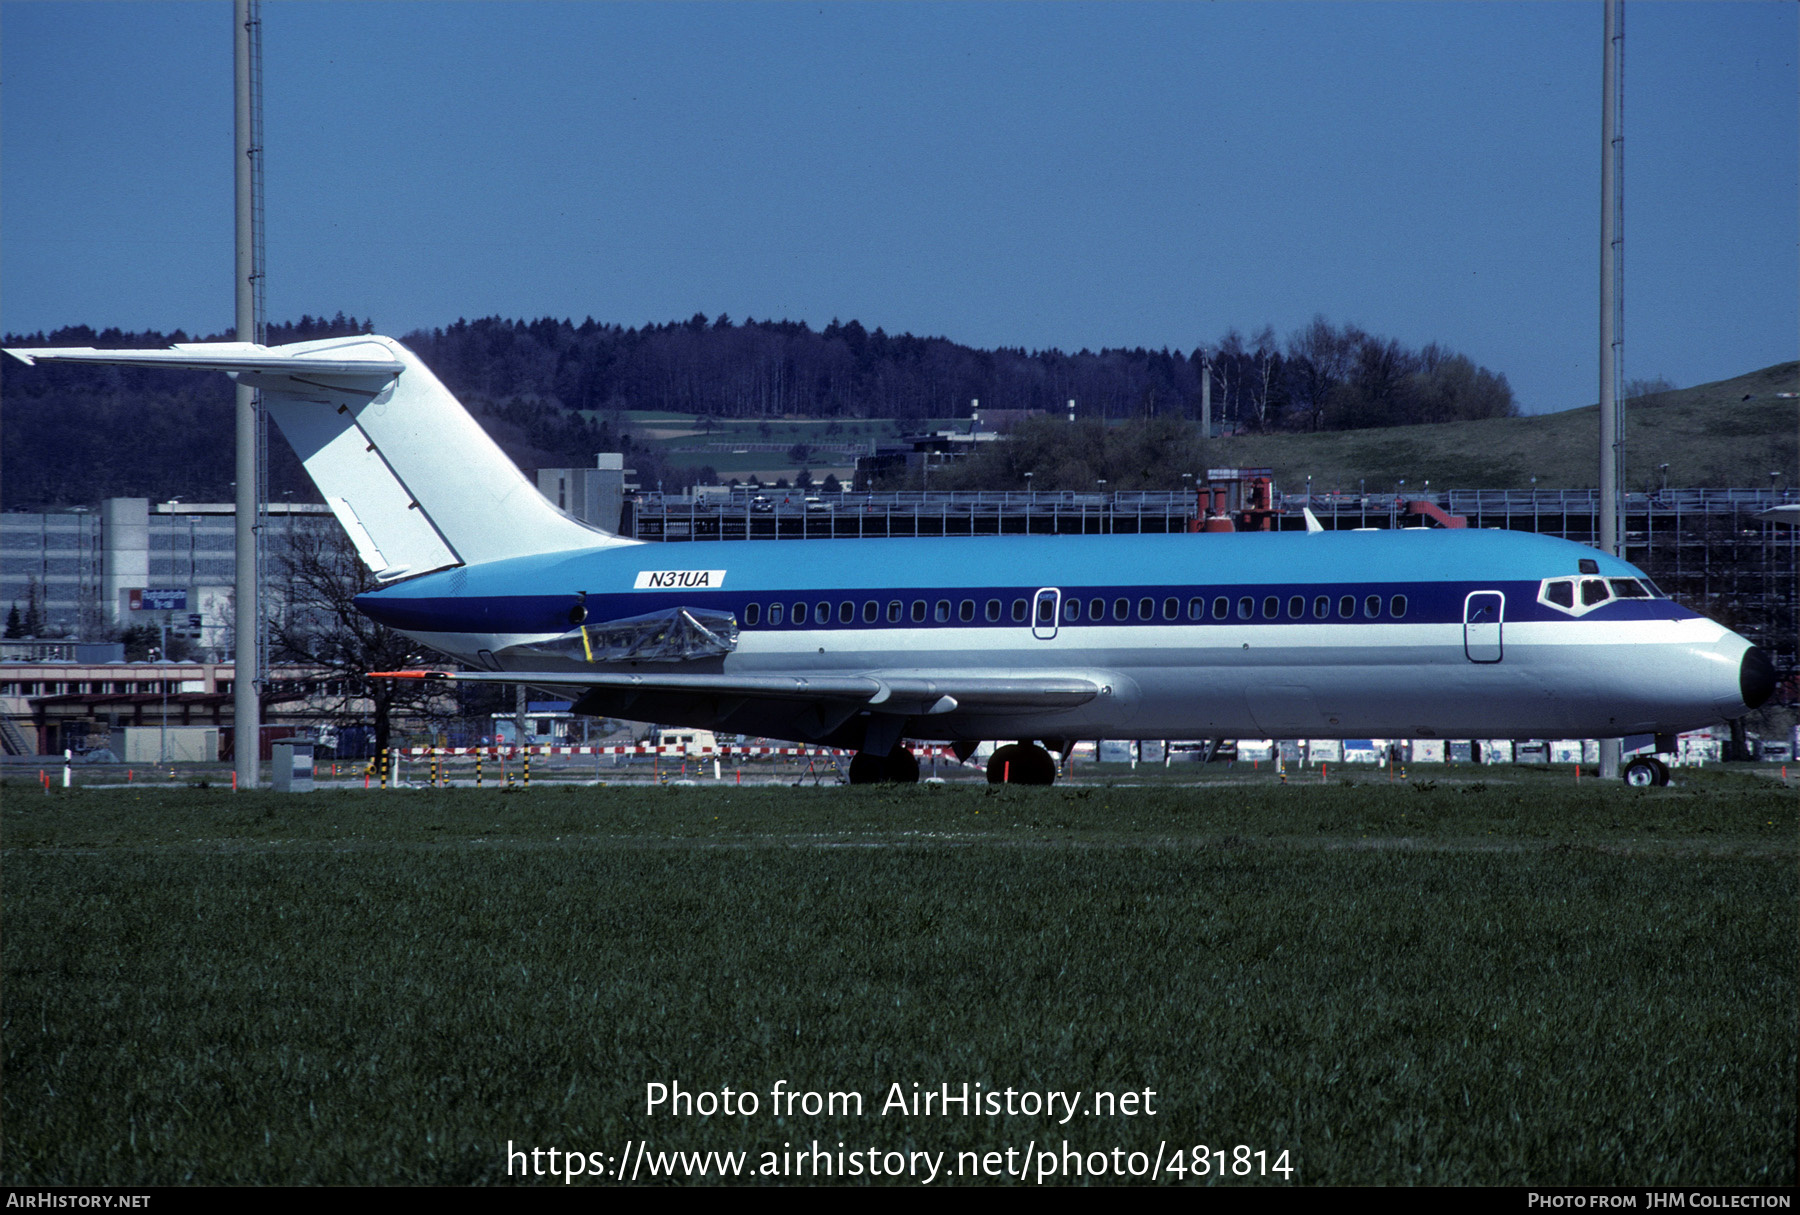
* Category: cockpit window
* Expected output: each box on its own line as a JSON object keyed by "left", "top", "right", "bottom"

{"left": 1541, "top": 574, "right": 1641, "bottom": 617}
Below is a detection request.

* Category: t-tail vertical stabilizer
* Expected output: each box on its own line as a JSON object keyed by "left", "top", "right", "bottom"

{"left": 5, "top": 335, "right": 633, "bottom": 580}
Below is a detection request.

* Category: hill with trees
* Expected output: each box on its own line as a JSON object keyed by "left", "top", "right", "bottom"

{"left": 2, "top": 312, "right": 1517, "bottom": 509}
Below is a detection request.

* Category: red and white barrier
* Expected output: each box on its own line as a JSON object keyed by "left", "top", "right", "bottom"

{"left": 402, "top": 744, "right": 959, "bottom": 760}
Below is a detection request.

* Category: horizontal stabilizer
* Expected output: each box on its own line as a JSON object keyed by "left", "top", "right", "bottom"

{"left": 5, "top": 343, "right": 404, "bottom": 378}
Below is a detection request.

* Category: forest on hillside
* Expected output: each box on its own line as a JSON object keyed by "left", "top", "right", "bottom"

{"left": 2, "top": 312, "right": 1515, "bottom": 509}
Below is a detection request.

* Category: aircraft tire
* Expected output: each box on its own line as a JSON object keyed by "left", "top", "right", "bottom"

{"left": 987, "top": 742, "right": 1057, "bottom": 786}
{"left": 848, "top": 745, "right": 921, "bottom": 785}
{"left": 1622, "top": 757, "right": 1663, "bottom": 788}
{"left": 887, "top": 745, "right": 921, "bottom": 784}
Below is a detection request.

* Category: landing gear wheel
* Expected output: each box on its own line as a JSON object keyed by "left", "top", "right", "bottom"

{"left": 987, "top": 742, "right": 1057, "bottom": 786}
{"left": 848, "top": 745, "right": 921, "bottom": 785}
{"left": 886, "top": 745, "right": 920, "bottom": 784}
{"left": 1622, "top": 756, "right": 1669, "bottom": 787}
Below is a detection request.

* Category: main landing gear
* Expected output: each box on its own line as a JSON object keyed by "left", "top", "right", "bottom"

{"left": 986, "top": 742, "right": 1057, "bottom": 786}
{"left": 847, "top": 744, "right": 921, "bottom": 785}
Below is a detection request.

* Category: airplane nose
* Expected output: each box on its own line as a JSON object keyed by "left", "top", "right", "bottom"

{"left": 1740, "top": 645, "right": 1776, "bottom": 712}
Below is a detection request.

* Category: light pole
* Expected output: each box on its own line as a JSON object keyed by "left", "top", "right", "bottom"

{"left": 157, "top": 620, "right": 170, "bottom": 765}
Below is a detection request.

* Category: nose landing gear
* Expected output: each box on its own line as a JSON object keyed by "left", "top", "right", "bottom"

{"left": 1622, "top": 755, "right": 1671, "bottom": 787}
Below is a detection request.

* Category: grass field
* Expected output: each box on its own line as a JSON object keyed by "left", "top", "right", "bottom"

{"left": 4, "top": 773, "right": 1793, "bottom": 1186}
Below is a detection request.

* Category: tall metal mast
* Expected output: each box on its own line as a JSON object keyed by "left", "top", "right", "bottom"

{"left": 1598, "top": 0, "right": 1625, "bottom": 781}
{"left": 233, "top": 0, "right": 264, "bottom": 788}
{"left": 1600, "top": 0, "right": 1625, "bottom": 557}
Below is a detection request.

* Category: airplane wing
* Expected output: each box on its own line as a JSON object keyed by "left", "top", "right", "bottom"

{"left": 372, "top": 668, "right": 1099, "bottom": 713}
{"left": 371, "top": 667, "right": 1101, "bottom": 746}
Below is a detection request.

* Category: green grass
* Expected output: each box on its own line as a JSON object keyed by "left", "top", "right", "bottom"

{"left": 4, "top": 779, "right": 1793, "bottom": 1185}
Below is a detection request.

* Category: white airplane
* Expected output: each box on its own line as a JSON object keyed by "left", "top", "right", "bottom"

{"left": 6, "top": 334, "right": 1775, "bottom": 786}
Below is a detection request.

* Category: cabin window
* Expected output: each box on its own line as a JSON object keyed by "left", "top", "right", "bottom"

{"left": 1037, "top": 597, "right": 1056, "bottom": 625}
{"left": 1138, "top": 597, "right": 1154, "bottom": 620}
{"left": 768, "top": 603, "right": 784, "bottom": 626}
{"left": 888, "top": 600, "right": 903, "bottom": 623}
{"left": 1064, "top": 598, "right": 1081, "bottom": 622}
{"left": 1212, "top": 596, "right": 1229, "bottom": 620}
{"left": 1339, "top": 595, "right": 1356, "bottom": 618}
{"left": 1313, "top": 596, "right": 1330, "bottom": 619}
{"left": 743, "top": 602, "right": 761, "bottom": 626}
{"left": 792, "top": 602, "right": 808, "bottom": 625}
{"left": 839, "top": 602, "right": 855, "bottom": 624}
{"left": 1389, "top": 594, "right": 1407, "bottom": 618}
{"left": 1237, "top": 597, "right": 1254, "bottom": 620}
{"left": 911, "top": 600, "right": 926, "bottom": 623}
{"left": 817, "top": 602, "right": 831, "bottom": 625}
{"left": 1163, "top": 597, "right": 1179, "bottom": 620}
{"left": 959, "top": 599, "right": 976, "bottom": 622}
{"left": 1188, "top": 597, "right": 1205, "bottom": 620}
{"left": 985, "top": 599, "right": 1001, "bottom": 622}
{"left": 935, "top": 600, "right": 950, "bottom": 623}
{"left": 1012, "top": 598, "right": 1028, "bottom": 622}
{"left": 863, "top": 601, "right": 879, "bottom": 624}
{"left": 1262, "top": 596, "right": 1279, "bottom": 619}
{"left": 1114, "top": 598, "right": 1130, "bottom": 621}
{"left": 1364, "top": 595, "right": 1382, "bottom": 618}
{"left": 1287, "top": 595, "right": 1305, "bottom": 619}
{"left": 1580, "top": 578, "right": 1611, "bottom": 606}
{"left": 1091, "top": 598, "right": 1106, "bottom": 620}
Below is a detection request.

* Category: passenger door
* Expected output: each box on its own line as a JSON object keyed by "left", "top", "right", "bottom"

{"left": 1463, "top": 591, "right": 1504, "bottom": 663}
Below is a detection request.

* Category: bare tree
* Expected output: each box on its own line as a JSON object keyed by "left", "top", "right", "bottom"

{"left": 1286, "top": 316, "right": 1354, "bottom": 431}
{"left": 271, "top": 525, "right": 459, "bottom": 760}
{"left": 1247, "top": 325, "right": 1281, "bottom": 429}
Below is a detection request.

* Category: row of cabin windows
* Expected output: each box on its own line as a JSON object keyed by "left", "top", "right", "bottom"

{"left": 1064, "top": 593, "right": 1408, "bottom": 622}
{"left": 737, "top": 592, "right": 1409, "bottom": 628}
{"left": 741, "top": 598, "right": 1025, "bottom": 627}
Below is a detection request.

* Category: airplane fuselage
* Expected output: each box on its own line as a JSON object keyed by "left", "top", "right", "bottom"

{"left": 356, "top": 527, "right": 1767, "bottom": 746}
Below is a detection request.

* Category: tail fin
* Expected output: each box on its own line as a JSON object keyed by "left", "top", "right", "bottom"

{"left": 5, "top": 335, "right": 632, "bottom": 580}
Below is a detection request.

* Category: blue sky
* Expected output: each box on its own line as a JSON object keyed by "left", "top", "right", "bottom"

{"left": 3, "top": 1, "right": 1794, "bottom": 415}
